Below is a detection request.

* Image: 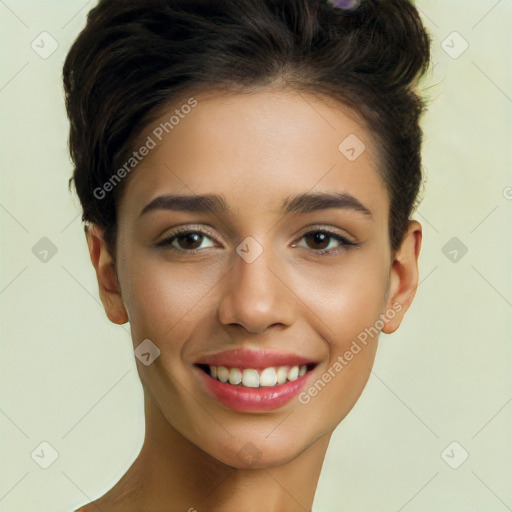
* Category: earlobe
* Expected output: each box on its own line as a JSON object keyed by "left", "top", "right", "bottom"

{"left": 381, "top": 220, "right": 422, "bottom": 334}
{"left": 86, "top": 223, "right": 129, "bottom": 325}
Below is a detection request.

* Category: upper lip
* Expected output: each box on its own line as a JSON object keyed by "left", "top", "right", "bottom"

{"left": 194, "top": 348, "right": 318, "bottom": 369}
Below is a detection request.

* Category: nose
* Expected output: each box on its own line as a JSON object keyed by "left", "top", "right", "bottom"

{"left": 217, "top": 243, "right": 297, "bottom": 334}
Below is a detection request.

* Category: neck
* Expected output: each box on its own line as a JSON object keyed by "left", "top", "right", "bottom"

{"left": 97, "top": 391, "right": 331, "bottom": 512}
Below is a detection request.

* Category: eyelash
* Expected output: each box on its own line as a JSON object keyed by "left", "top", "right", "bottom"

{"left": 155, "top": 226, "right": 357, "bottom": 256}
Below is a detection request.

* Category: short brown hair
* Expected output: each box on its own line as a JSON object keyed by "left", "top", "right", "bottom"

{"left": 63, "top": 0, "right": 431, "bottom": 253}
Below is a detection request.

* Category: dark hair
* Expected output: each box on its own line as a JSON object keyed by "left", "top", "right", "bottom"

{"left": 63, "top": 0, "right": 431, "bottom": 254}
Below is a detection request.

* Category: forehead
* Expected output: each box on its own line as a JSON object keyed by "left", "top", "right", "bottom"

{"left": 119, "top": 88, "right": 388, "bottom": 223}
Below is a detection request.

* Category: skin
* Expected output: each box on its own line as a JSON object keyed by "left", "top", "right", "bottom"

{"left": 77, "top": 88, "right": 421, "bottom": 512}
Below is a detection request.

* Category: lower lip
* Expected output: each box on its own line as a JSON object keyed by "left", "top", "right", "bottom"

{"left": 195, "top": 367, "right": 311, "bottom": 412}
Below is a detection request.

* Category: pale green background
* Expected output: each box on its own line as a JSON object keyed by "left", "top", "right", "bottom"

{"left": 0, "top": 1, "right": 511, "bottom": 511}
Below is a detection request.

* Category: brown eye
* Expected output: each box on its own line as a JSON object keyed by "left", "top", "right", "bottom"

{"left": 303, "top": 232, "right": 331, "bottom": 250}
{"left": 156, "top": 229, "right": 217, "bottom": 252}
{"left": 175, "top": 232, "right": 204, "bottom": 250}
{"left": 296, "top": 229, "right": 356, "bottom": 255}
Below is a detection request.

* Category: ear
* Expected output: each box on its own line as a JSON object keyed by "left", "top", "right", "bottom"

{"left": 381, "top": 220, "right": 422, "bottom": 334}
{"left": 86, "top": 223, "right": 129, "bottom": 325}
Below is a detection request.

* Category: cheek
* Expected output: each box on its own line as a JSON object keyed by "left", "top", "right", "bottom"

{"left": 292, "top": 251, "right": 387, "bottom": 421}
{"left": 119, "top": 251, "right": 225, "bottom": 349}
{"left": 293, "top": 249, "right": 389, "bottom": 344}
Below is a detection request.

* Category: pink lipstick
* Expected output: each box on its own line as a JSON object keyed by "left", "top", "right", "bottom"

{"left": 194, "top": 348, "right": 318, "bottom": 412}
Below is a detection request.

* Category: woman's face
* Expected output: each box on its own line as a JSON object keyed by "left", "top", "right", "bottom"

{"left": 103, "top": 88, "right": 415, "bottom": 468}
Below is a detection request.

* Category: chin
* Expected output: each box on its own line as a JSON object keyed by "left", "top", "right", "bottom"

{"left": 197, "top": 426, "right": 322, "bottom": 470}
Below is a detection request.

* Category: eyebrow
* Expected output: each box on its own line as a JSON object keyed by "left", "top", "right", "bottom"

{"left": 139, "top": 191, "right": 373, "bottom": 219}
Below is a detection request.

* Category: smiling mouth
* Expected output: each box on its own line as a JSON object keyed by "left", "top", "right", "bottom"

{"left": 195, "top": 363, "right": 317, "bottom": 388}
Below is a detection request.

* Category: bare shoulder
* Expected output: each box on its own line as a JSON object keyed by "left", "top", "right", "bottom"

{"left": 72, "top": 499, "right": 115, "bottom": 512}
{"left": 73, "top": 504, "right": 97, "bottom": 512}
{"left": 71, "top": 482, "right": 145, "bottom": 512}
{"left": 73, "top": 501, "right": 113, "bottom": 512}
{"left": 72, "top": 462, "right": 145, "bottom": 512}
{"left": 72, "top": 498, "right": 113, "bottom": 512}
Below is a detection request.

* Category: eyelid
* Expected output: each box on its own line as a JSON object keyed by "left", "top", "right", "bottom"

{"left": 157, "top": 223, "right": 356, "bottom": 241}
{"left": 296, "top": 224, "right": 357, "bottom": 244}
{"left": 155, "top": 224, "right": 218, "bottom": 242}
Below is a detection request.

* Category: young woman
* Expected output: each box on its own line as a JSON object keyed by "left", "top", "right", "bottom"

{"left": 64, "top": 0, "right": 431, "bottom": 510}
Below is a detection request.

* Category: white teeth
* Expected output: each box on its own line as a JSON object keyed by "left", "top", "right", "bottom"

{"left": 276, "top": 366, "right": 289, "bottom": 384}
{"left": 228, "top": 367, "right": 242, "bottom": 385}
{"left": 206, "top": 363, "right": 311, "bottom": 387}
{"left": 217, "top": 366, "right": 229, "bottom": 383}
{"left": 287, "top": 365, "right": 299, "bottom": 382}
{"left": 242, "top": 369, "right": 260, "bottom": 388}
{"left": 259, "top": 367, "right": 277, "bottom": 387}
